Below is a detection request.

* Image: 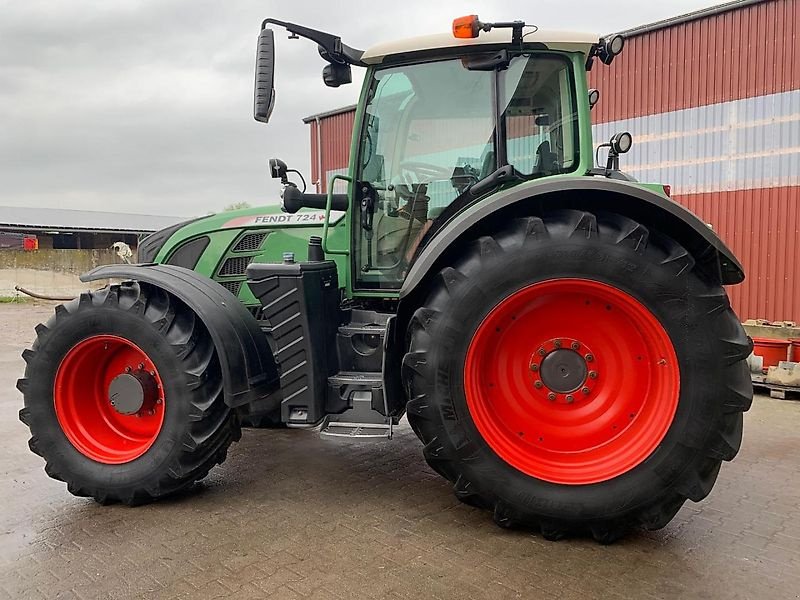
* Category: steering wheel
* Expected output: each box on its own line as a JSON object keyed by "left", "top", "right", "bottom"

{"left": 399, "top": 161, "right": 452, "bottom": 184}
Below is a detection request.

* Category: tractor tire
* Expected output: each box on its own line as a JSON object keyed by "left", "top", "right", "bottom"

{"left": 403, "top": 209, "right": 752, "bottom": 543}
{"left": 17, "top": 282, "right": 241, "bottom": 505}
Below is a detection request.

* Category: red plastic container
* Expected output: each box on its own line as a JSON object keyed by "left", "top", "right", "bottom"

{"left": 789, "top": 339, "right": 800, "bottom": 363}
{"left": 751, "top": 337, "right": 791, "bottom": 368}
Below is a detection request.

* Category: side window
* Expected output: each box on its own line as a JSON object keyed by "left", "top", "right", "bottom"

{"left": 501, "top": 55, "right": 578, "bottom": 176}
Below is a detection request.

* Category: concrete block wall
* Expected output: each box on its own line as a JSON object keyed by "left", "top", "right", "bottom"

{"left": 0, "top": 249, "right": 120, "bottom": 298}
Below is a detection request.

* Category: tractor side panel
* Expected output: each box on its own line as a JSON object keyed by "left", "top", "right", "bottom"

{"left": 150, "top": 208, "right": 350, "bottom": 310}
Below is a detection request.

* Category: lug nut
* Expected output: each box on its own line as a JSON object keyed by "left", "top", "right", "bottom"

{"left": 538, "top": 348, "right": 546, "bottom": 356}
{"left": 585, "top": 354, "right": 594, "bottom": 362}
{"left": 530, "top": 363, "right": 539, "bottom": 372}
{"left": 147, "top": 409, "right": 154, "bottom": 416}
{"left": 149, "top": 370, "right": 155, "bottom": 376}
{"left": 138, "top": 363, "right": 145, "bottom": 370}
{"left": 125, "top": 366, "right": 132, "bottom": 373}
{"left": 156, "top": 398, "right": 163, "bottom": 405}
{"left": 566, "top": 394, "right": 574, "bottom": 403}
{"left": 589, "top": 371, "right": 598, "bottom": 379}
{"left": 547, "top": 392, "right": 556, "bottom": 401}
{"left": 582, "top": 387, "right": 590, "bottom": 395}
{"left": 534, "top": 381, "right": 543, "bottom": 389}
{"left": 571, "top": 341, "right": 580, "bottom": 351}
{"left": 554, "top": 339, "right": 562, "bottom": 348}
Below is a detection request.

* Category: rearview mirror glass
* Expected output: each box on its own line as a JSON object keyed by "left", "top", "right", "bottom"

{"left": 254, "top": 28, "right": 276, "bottom": 123}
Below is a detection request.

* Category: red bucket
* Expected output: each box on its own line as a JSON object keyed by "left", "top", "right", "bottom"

{"left": 790, "top": 339, "right": 800, "bottom": 363}
{"left": 751, "top": 337, "right": 791, "bottom": 368}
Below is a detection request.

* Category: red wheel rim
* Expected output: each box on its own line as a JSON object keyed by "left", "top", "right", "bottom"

{"left": 464, "top": 278, "right": 679, "bottom": 485}
{"left": 54, "top": 335, "right": 166, "bottom": 464}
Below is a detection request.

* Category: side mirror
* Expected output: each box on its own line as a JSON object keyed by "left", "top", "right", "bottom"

{"left": 254, "top": 28, "right": 276, "bottom": 123}
{"left": 322, "top": 62, "right": 352, "bottom": 88}
{"left": 269, "top": 158, "right": 289, "bottom": 183}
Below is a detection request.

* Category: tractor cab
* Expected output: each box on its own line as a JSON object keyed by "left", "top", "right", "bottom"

{"left": 352, "top": 50, "right": 582, "bottom": 286}
{"left": 256, "top": 17, "right": 626, "bottom": 289}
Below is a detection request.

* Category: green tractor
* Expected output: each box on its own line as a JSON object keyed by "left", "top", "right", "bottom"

{"left": 18, "top": 15, "right": 752, "bottom": 542}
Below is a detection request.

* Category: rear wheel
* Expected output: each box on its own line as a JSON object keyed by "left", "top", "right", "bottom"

{"left": 404, "top": 210, "right": 752, "bottom": 542}
{"left": 18, "top": 282, "right": 240, "bottom": 505}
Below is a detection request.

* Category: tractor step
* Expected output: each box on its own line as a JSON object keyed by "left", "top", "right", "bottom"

{"left": 319, "top": 420, "right": 392, "bottom": 439}
{"left": 321, "top": 373, "right": 393, "bottom": 440}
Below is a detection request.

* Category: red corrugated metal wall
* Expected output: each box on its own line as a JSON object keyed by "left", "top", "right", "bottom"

{"left": 588, "top": 0, "right": 800, "bottom": 322}
{"left": 588, "top": 0, "right": 800, "bottom": 123}
{"left": 308, "top": 110, "right": 356, "bottom": 192}
{"left": 681, "top": 186, "right": 800, "bottom": 321}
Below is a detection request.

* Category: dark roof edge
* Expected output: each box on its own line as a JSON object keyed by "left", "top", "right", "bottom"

{"left": 302, "top": 104, "right": 358, "bottom": 123}
{"left": 616, "top": 0, "right": 767, "bottom": 38}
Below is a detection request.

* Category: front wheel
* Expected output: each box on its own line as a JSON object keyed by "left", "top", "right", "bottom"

{"left": 18, "top": 282, "right": 240, "bottom": 505}
{"left": 403, "top": 210, "right": 752, "bottom": 542}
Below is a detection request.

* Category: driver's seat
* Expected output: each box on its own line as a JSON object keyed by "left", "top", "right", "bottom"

{"left": 534, "top": 141, "right": 558, "bottom": 174}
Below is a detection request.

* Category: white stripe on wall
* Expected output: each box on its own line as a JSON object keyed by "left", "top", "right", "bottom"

{"left": 592, "top": 89, "right": 800, "bottom": 195}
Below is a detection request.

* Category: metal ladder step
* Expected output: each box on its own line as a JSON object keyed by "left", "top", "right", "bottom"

{"left": 319, "top": 385, "right": 393, "bottom": 440}
{"left": 328, "top": 371, "right": 383, "bottom": 386}
{"left": 319, "top": 421, "right": 392, "bottom": 439}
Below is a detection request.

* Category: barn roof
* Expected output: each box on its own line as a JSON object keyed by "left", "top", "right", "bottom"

{"left": 0, "top": 206, "right": 185, "bottom": 235}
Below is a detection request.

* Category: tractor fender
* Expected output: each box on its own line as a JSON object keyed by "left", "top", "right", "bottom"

{"left": 400, "top": 177, "right": 744, "bottom": 300}
{"left": 80, "top": 264, "right": 280, "bottom": 408}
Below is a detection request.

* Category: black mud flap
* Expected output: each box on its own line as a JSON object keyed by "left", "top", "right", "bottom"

{"left": 81, "top": 264, "right": 280, "bottom": 408}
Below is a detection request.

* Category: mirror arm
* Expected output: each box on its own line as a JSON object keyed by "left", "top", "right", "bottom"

{"left": 261, "top": 18, "right": 366, "bottom": 66}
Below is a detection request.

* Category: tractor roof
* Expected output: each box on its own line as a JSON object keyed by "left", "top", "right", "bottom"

{"left": 361, "top": 27, "right": 599, "bottom": 64}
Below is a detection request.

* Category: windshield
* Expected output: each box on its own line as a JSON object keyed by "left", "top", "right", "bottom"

{"left": 355, "top": 54, "right": 579, "bottom": 289}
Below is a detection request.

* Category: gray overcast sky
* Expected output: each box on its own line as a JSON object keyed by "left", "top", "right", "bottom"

{"left": 0, "top": 0, "right": 724, "bottom": 217}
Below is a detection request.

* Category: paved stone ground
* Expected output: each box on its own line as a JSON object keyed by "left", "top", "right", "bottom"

{"left": 1, "top": 302, "right": 798, "bottom": 600}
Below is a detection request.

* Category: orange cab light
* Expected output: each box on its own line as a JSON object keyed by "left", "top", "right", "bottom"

{"left": 453, "top": 15, "right": 481, "bottom": 39}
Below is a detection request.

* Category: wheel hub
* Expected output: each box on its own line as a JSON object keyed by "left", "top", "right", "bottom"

{"left": 529, "top": 337, "right": 598, "bottom": 404}
{"left": 539, "top": 348, "right": 587, "bottom": 393}
{"left": 108, "top": 369, "right": 158, "bottom": 416}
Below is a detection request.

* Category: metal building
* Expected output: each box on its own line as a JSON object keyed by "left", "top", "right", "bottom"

{"left": 304, "top": 0, "right": 800, "bottom": 321}
{"left": 0, "top": 206, "right": 183, "bottom": 250}
{"left": 303, "top": 106, "right": 356, "bottom": 193}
